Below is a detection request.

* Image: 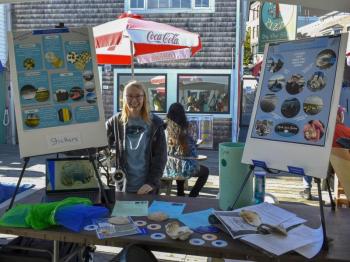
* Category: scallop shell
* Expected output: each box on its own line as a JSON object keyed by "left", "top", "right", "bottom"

{"left": 148, "top": 212, "right": 169, "bottom": 222}
{"left": 165, "top": 221, "right": 193, "bottom": 241}
{"left": 239, "top": 210, "right": 262, "bottom": 227}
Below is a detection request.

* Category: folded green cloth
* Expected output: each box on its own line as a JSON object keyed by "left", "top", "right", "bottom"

{"left": 0, "top": 197, "right": 92, "bottom": 230}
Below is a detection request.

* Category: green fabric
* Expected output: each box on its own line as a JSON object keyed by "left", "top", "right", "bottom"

{"left": 0, "top": 204, "right": 32, "bottom": 228}
{"left": 0, "top": 197, "right": 92, "bottom": 230}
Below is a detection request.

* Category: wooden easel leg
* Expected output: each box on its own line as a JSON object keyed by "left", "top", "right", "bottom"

{"left": 315, "top": 177, "right": 329, "bottom": 250}
{"left": 7, "top": 157, "right": 30, "bottom": 210}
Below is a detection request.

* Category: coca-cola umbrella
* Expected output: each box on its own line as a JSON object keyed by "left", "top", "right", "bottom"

{"left": 93, "top": 13, "right": 202, "bottom": 77}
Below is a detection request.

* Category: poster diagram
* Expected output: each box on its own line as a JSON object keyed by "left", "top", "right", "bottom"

{"left": 188, "top": 115, "right": 213, "bottom": 149}
{"left": 242, "top": 34, "right": 348, "bottom": 179}
{"left": 14, "top": 29, "right": 98, "bottom": 130}
{"left": 9, "top": 27, "right": 107, "bottom": 158}
{"left": 252, "top": 36, "right": 341, "bottom": 146}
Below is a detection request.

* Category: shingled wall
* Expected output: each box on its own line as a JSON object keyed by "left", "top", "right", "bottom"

{"left": 11, "top": 0, "right": 236, "bottom": 147}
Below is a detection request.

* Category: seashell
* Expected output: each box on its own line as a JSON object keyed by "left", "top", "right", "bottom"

{"left": 148, "top": 212, "right": 169, "bottom": 222}
{"left": 239, "top": 210, "right": 262, "bottom": 227}
{"left": 165, "top": 221, "right": 193, "bottom": 241}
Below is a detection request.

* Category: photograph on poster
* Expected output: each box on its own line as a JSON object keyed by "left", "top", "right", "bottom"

{"left": 268, "top": 74, "right": 285, "bottom": 92}
{"left": 307, "top": 71, "right": 326, "bottom": 91}
{"left": 286, "top": 74, "right": 305, "bottom": 95}
{"left": 251, "top": 35, "right": 342, "bottom": 147}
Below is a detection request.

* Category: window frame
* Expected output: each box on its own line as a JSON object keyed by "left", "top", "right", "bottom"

{"left": 176, "top": 73, "right": 231, "bottom": 114}
{"left": 117, "top": 73, "right": 168, "bottom": 113}
{"left": 125, "top": 0, "right": 215, "bottom": 13}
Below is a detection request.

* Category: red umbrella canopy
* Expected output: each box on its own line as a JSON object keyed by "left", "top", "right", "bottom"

{"left": 93, "top": 13, "right": 202, "bottom": 65}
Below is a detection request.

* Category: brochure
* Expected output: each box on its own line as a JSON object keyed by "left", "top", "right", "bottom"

{"left": 111, "top": 200, "right": 149, "bottom": 217}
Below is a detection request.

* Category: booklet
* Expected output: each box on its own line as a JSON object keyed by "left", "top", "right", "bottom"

{"left": 111, "top": 200, "right": 149, "bottom": 217}
{"left": 93, "top": 217, "right": 141, "bottom": 239}
{"left": 213, "top": 203, "right": 306, "bottom": 239}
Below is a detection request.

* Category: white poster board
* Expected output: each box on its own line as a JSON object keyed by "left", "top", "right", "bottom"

{"left": 242, "top": 34, "right": 348, "bottom": 179}
{"left": 9, "top": 27, "right": 108, "bottom": 158}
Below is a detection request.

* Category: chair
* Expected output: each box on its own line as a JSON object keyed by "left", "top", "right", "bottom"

{"left": 160, "top": 154, "right": 208, "bottom": 196}
{"left": 330, "top": 148, "right": 350, "bottom": 207}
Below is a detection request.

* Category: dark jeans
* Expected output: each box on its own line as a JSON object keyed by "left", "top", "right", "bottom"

{"left": 176, "top": 165, "right": 209, "bottom": 197}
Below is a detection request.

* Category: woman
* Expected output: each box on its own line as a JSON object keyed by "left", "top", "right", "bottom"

{"left": 106, "top": 81, "right": 167, "bottom": 194}
{"left": 164, "top": 103, "right": 209, "bottom": 197}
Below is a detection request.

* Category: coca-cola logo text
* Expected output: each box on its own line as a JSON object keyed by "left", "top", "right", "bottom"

{"left": 146, "top": 32, "right": 179, "bottom": 45}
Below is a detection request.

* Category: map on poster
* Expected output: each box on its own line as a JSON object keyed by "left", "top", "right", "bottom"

{"left": 242, "top": 34, "right": 348, "bottom": 179}
{"left": 9, "top": 27, "right": 107, "bottom": 158}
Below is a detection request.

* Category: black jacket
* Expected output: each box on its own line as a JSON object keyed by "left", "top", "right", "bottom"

{"left": 106, "top": 113, "right": 167, "bottom": 189}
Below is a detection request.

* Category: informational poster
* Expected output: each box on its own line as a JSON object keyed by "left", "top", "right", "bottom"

{"left": 242, "top": 34, "right": 348, "bottom": 179}
{"left": 9, "top": 27, "right": 108, "bottom": 158}
{"left": 188, "top": 115, "right": 213, "bottom": 149}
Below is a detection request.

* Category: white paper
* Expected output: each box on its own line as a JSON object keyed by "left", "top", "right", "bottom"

{"left": 235, "top": 202, "right": 297, "bottom": 226}
{"left": 280, "top": 216, "right": 306, "bottom": 229}
{"left": 294, "top": 226, "right": 323, "bottom": 259}
{"left": 241, "top": 225, "right": 320, "bottom": 256}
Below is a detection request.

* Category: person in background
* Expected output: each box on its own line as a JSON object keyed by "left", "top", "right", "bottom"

{"left": 332, "top": 106, "right": 350, "bottom": 147}
{"left": 106, "top": 81, "right": 167, "bottom": 194}
{"left": 163, "top": 103, "right": 209, "bottom": 197}
{"left": 300, "top": 106, "right": 350, "bottom": 199}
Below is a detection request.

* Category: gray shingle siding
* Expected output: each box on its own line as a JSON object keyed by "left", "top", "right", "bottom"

{"left": 11, "top": 0, "right": 236, "bottom": 69}
{"left": 11, "top": 0, "right": 236, "bottom": 145}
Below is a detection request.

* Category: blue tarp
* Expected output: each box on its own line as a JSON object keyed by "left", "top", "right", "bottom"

{"left": 0, "top": 183, "right": 35, "bottom": 203}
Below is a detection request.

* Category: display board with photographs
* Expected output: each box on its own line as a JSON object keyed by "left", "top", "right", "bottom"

{"left": 9, "top": 27, "right": 107, "bottom": 158}
{"left": 188, "top": 115, "right": 213, "bottom": 149}
{"left": 252, "top": 36, "right": 341, "bottom": 146}
{"left": 242, "top": 34, "right": 348, "bottom": 179}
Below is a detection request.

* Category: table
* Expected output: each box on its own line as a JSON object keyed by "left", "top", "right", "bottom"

{"left": 0, "top": 191, "right": 350, "bottom": 262}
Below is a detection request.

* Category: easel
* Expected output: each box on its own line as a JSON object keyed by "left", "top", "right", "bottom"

{"left": 7, "top": 148, "right": 110, "bottom": 211}
{"left": 227, "top": 161, "right": 335, "bottom": 251}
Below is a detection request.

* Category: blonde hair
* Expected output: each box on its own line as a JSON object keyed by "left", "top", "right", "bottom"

{"left": 121, "top": 80, "right": 151, "bottom": 124}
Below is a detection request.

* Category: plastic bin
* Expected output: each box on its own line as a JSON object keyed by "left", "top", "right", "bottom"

{"left": 219, "top": 142, "right": 253, "bottom": 210}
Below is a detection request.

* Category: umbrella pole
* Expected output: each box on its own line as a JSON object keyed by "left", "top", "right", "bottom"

{"left": 130, "top": 41, "right": 135, "bottom": 79}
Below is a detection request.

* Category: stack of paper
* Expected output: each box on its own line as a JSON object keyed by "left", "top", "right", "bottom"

{"left": 213, "top": 202, "right": 323, "bottom": 259}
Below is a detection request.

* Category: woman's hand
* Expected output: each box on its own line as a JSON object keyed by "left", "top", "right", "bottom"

{"left": 137, "top": 184, "right": 154, "bottom": 194}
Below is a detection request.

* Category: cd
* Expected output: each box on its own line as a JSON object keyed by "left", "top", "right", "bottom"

{"left": 202, "top": 233, "right": 217, "bottom": 241}
{"left": 189, "top": 238, "right": 205, "bottom": 246}
{"left": 147, "top": 224, "right": 161, "bottom": 230}
{"left": 211, "top": 240, "right": 228, "bottom": 247}
{"left": 84, "top": 224, "right": 98, "bottom": 231}
{"left": 135, "top": 220, "right": 147, "bottom": 227}
{"left": 150, "top": 233, "right": 166, "bottom": 240}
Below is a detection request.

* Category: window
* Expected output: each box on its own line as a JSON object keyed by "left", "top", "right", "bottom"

{"left": 252, "top": 27, "right": 255, "bottom": 39}
{"left": 117, "top": 74, "right": 167, "bottom": 113}
{"left": 148, "top": 0, "right": 190, "bottom": 9}
{"left": 195, "top": 0, "right": 209, "bottom": 8}
{"left": 347, "top": 26, "right": 350, "bottom": 32}
{"left": 333, "top": 29, "right": 341, "bottom": 34}
{"left": 127, "top": 0, "right": 214, "bottom": 13}
{"left": 130, "top": 0, "right": 144, "bottom": 8}
{"left": 177, "top": 74, "right": 230, "bottom": 114}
